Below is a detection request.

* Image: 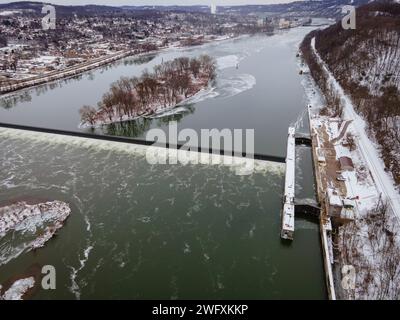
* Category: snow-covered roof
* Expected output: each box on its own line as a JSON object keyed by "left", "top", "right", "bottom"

{"left": 339, "top": 156, "right": 354, "bottom": 170}
{"left": 282, "top": 203, "right": 294, "bottom": 232}
{"left": 327, "top": 188, "right": 342, "bottom": 207}
{"left": 284, "top": 127, "right": 296, "bottom": 201}
{"left": 316, "top": 147, "right": 326, "bottom": 162}
{"left": 343, "top": 198, "right": 356, "bottom": 208}
{"left": 341, "top": 208, "right": 355, "bottom": 220}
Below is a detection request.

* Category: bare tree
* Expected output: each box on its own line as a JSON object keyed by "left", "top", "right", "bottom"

{"left": 79, "top": 105, "right": 97, "bottom": 126}
{"left": 346, "top": 132, "right": 357, "bottom": 151}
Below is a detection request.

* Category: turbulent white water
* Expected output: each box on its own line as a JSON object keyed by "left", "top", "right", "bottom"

{"left": 0, "top": 128, "right": 284, "bottom": 175}
{"left": 69, "top": 244, "right": 94, "bottom": 300}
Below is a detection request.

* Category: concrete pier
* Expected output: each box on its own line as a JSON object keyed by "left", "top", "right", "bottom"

{"left": 307, "top": 105, "right": 336, "bottom": 300}
{"left": 281, "top": 127, "right": 296, "bottom": 240}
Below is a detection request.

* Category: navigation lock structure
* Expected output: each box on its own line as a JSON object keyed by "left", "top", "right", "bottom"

{"left": 0, "top": 0, "right": 399, "bottom": 304}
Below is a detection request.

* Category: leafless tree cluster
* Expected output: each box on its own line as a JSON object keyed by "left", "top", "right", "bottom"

{"left": 300, "top": 31, "right": 342, "bottom": 119}
{"left": 80, "top": 55, "right": 216, "bottom": 126}
{"left": 338, "top": 200, "right": 400, "bottom": 300}
{"left": 345, "top": 132, "right": 356, "bottom": 152}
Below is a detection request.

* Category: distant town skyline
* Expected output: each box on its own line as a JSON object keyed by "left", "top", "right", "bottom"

{"left": 0, "top": 0, "right": 301, "bottom": 6}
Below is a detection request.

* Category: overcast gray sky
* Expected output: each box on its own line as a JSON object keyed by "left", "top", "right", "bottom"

{"left": 0, "top": 0, "right": 300, "bottom": 6}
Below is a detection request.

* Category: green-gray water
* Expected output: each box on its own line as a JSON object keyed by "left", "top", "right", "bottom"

{"left": 0, "top": 26, "right": 327, "bottom": 299}
{"left": 1, "top": 27, "right": 318, "bottom": 156}
{"left": 0, "top": 130, "right": 325, "bottom": 299}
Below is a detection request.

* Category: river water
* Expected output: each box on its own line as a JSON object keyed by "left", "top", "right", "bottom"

{"left": 2, "top": 27, "right": 315, "bottom": 156}
{"left": 0, "top": 26, "right": 327, "bottom": 299}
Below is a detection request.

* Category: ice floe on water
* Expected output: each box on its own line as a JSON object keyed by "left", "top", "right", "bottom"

{"left": 179, "top": 86, "right": 219, "bottom": 105}
{"left": 69, "top": 244, "right": 93, "bottom": 300}
{"left": 137, "top": 54, "right": 255, "bottom": 119}
{"left": 1, "top": 277, "right": 35, "bottom": 300}
{"left": 216, "top": 55, "right": 241, "bottom": 70}
{"left": 137, "top": 216, "right": 151, "bottom": 223}
{"left": 1, "top": 175, "right": 16, "bottom": 189}
{"left": 148, "top": 106, "right": 190, "bottom": 119}
{"left": 183, "top": 242, "right": 191, "bottom": 254}
{"left": 145, "top": 86, "right": 218, "bottom": 119}
{"left": 68, "top": 214, "right": 93, "bottom": 300}
{"left": 0, "top": 201, "right": 71, "bottom": 266}
{"left": 217, "top": 74, "right": 256, "bottom": 99}
{"left": 159, "top": 72, "right": 257, "bottom": 114}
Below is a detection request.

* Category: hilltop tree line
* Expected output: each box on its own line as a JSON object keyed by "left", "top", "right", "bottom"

{"left": 80, "top": 55, "right": 216, "bottom": 126}
{"left": 338, "top": 200, "right": 400, "bottom": 299}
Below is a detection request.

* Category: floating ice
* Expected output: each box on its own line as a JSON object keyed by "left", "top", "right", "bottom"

{"left": 217, "top": 74, "right": 256, "bottom": 99}
{"left": 149, "top": 106, "right": 189, "bottom": 118}
{"left": 69, "top": 244, "right": 93, "bottom": 300}
{"left": 216, "top": 55, "right": 240, "bottom": 70}
{"left": 1, "top": 277, "right": 35, "bottom": 300}
{"left": 148, "top": 73, "right": 256, "bottom": 119}
{"left": 178, "top": 86, "right": 219, "bottom": 105}
{"left": 0, "top": 201, "right": 71, "bottom": 266}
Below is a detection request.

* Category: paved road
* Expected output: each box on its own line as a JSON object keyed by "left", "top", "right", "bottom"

{"left": 311, "top": 37, "right": 400, "bottom": 222}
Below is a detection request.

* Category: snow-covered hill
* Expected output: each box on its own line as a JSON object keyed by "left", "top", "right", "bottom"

{"left": 217, "top": 0, "right": 371, "bottom": 18}
{"left": 307, "top": 0, "right": 400, "bottom": 185}
{"left": 315, "top": 1, "right": 400, "bottom": 94}
{"left": 0, "top": 0, "right": 372, "bottom": 18}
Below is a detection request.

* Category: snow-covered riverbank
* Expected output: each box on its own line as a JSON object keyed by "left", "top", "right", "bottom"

{"left": 299, "top": 36, "right": 400, "bottom": 300}
{"left": 310, "top": 37, "right": 400, "bottom": 220}
{"left": 79, "top": 81, "right": 214, "bottom": 129}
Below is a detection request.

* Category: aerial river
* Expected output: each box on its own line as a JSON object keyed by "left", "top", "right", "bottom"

{"left": 0, "top": 26, "right": 327, "bottom": 299}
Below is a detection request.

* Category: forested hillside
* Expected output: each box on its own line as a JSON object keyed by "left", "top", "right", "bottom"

{"left": 302, "top": 0, "right": 400, "bottom": 185}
